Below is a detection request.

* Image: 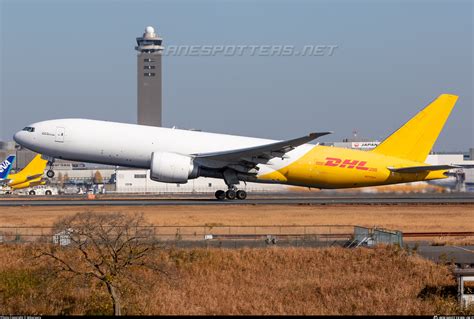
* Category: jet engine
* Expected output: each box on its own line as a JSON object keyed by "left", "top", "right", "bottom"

{"left": 150, "top": 152, "right": 199, "bottom": 183}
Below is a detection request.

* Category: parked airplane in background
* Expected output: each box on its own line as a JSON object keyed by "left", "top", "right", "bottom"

{"left": 14, "top": 94, "right": 465, "bottom": 200}
{"left": 1, "top": 154, "right": 48, "bottom": 191}
{"left": 0, "top": 155, "right": 16, "bottom": 181}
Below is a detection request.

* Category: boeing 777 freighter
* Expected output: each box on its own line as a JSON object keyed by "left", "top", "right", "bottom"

{"left": 14, "top": 94, "right": 464, "bottom": 199}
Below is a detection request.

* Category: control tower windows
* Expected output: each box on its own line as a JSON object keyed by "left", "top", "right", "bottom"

{"left": 144, "top": 73, "right": 155, "bottom": 77}
{"left": 144, "top": 65, "right": 156, "bottom": 70}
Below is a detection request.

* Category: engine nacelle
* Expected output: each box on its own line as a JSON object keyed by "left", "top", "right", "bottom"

{"left": 150, "top": 152, "right": 198, "bottom": 183}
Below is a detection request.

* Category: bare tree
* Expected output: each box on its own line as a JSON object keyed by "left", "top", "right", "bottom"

{"left": 38, "top": 212, "right": 166, "bottom": 315}
{"left": 93, "top": 170, "right": 103, "bottom": 184}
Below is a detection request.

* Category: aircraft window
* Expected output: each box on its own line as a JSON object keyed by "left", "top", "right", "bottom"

{"left": 22, "top": 127, "right": 35, "bottom": 132}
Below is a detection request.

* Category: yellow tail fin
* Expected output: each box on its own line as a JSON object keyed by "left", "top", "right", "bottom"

{"left": 372, "top": 94, "right": 458, "bottom": 163}
{"left": 22, "top": 154, "right": 48, "bottom": 174}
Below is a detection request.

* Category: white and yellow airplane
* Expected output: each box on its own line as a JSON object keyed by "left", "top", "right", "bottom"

{"left": 1, "top": 154, "right": 48, "bottom": 191}
{"left": 14, "top": 94, "right": 465, "bottom": 199}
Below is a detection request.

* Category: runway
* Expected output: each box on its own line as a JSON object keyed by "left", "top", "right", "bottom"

{"left": 1, "top": 193, "right": 473, "bottom": 206}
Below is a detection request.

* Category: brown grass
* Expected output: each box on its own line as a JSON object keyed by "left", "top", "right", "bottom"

{"left": 0, "top": 204, "right": 472, "bottom": 233}
{"left": 0, "top": 244, "right": 472, "bottom": 315}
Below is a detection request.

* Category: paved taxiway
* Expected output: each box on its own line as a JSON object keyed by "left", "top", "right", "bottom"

{"left": 0, "top": 193, "right": 473, "bottom": 206}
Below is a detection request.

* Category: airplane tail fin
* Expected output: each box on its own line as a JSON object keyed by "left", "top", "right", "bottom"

{"left": 0, "top": 155, "right": 16, "bottom": 179}
{"left": 372, "top": 94, "right": 458, "bottom": 163}
{"left": 22, "top": 154, "right": 48, "bottom": 174}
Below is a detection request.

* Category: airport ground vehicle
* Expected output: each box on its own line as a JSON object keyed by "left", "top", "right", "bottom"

{"left": 14, "top": 94, "right": 472, "bottom": 200}
{"left": 22, "top": 185, "right": 59, "bottom": 196}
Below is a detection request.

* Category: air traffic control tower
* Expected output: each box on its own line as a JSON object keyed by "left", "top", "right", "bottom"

{"left": 135, "top": 26, "right": 163, "bottom": 127}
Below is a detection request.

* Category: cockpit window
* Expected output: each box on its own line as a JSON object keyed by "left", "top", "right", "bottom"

{"left": 22, "top": 127, "right": 35, "bottom": 132}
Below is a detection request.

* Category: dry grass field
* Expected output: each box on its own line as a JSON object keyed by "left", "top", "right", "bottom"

{"left": 0, "top": 244, "right": 471, "bottom": 315}
{"left": 0, "top": 204, "right": 472, "bottom": 233}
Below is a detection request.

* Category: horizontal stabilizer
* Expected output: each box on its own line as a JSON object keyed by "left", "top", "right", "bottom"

{"left": 388, "top": 165, "right": 461, "bottom": 173}
{"left": 25, "top": 173, "right": 44, "bottom": 181}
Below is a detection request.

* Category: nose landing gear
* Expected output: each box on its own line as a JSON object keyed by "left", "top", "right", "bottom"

{"left": 46, "top": 169, "right": 55, "bottom": 178}
{"left": 45, "top": 158, "right": 55, "bottom": 178}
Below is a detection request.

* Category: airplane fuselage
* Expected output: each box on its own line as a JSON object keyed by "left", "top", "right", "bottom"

{"left": 14, "top": 119, "right": 446, "bottom": 189}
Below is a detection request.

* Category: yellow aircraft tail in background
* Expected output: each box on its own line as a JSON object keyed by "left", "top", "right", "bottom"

{"left": 6, "top": 154, "right": 48, "bottom": 190}
{"left": 371, "top": 94, "right": 458, "bottom": 163}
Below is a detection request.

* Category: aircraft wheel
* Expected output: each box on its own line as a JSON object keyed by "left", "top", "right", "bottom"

{"left": 225, "top": 189, "right": 236, "bottom": 200}
{"left": 46, "top": 170, "right": 55, "bottom": 178}
{"left": 29, "top": 190, "right": 36, "bottom": 196}
{"left": 236, "top": 190, "right": 247, "bottom": 200}
{"left": 215, "top": 190, "right": 226, "bottom": 200}
{"left": 45, "top": 190, "right": 52, "bottom": 196}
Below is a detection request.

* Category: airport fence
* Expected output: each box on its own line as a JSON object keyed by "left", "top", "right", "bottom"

{"left": 0, "top": 225, "right": 355, "bottom": 248}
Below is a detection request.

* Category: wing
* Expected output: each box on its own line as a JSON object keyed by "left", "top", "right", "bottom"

{"left": 388, "top": 165, "right": 461, "bottom": 173}
{"left": 457, "top": 164, "right": 474, "bottom": 169}
{"left": 194, "top": 132, "right": 332, "bottom": 171}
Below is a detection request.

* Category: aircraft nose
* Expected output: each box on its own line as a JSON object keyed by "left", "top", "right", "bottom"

{"left": 13, "top": 131, "right": 27, "bottom": 146}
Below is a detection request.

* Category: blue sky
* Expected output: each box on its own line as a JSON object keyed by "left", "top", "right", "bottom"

{"left": 1, "top": 0, "right": 472, "bottom": 152}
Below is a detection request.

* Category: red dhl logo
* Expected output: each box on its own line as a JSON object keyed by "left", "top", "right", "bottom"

{"left": 316, "top": 157, "right": 377, "bottom": 172}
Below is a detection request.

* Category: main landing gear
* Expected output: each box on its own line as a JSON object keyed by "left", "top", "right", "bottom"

{"left": 215, "top": 169, "right": 247, "bottom": 200}
{"left": 214, "top": 188, "right": 247, "bottom": 200}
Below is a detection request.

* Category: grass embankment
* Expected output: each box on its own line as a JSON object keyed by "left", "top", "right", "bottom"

{"left": 0, "top": 245, "right": 471, "bottom": 315}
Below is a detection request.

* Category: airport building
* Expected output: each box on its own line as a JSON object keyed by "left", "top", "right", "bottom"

{"left": 115, "top": 169, "right": 287, "bottom": 194}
